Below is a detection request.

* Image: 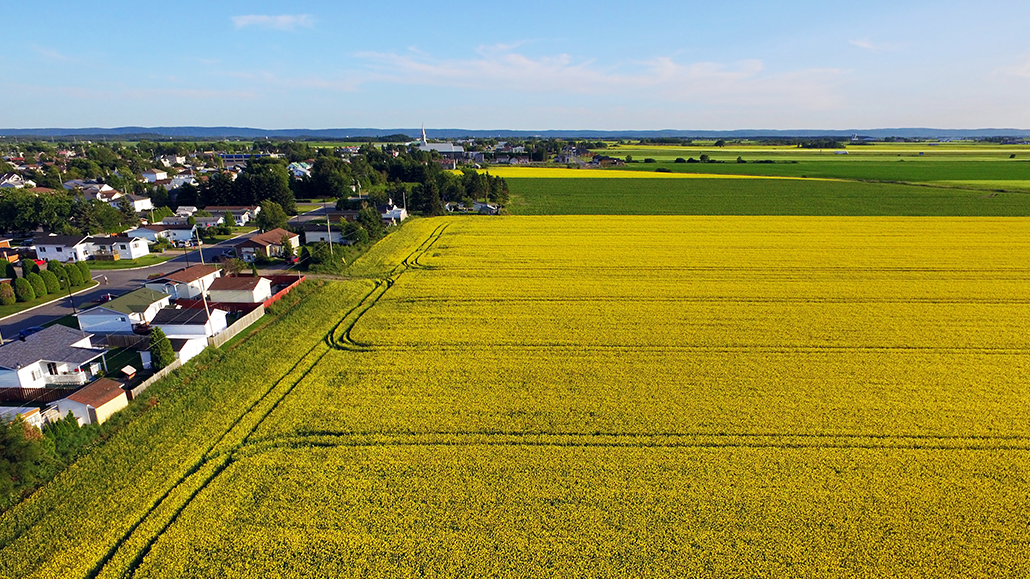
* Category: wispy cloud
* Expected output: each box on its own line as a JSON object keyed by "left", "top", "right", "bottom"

{"left": 992, "top": 56, "right": 1030, "bottom": 79}
{"left": 352, "top": 47, "right": 843, "bottom": 110}
{"left": 231, "top": 14, "right": 313, "bottom": 31}
{"left": 32, "top": 45, "right": 79, "bottom": 63}
{"left": 849, "top": 39, "right": 902, "bottom": 52}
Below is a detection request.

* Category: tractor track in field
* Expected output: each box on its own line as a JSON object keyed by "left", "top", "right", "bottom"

{"left": 83, "top": 222, "right": 451, "bottom": 579}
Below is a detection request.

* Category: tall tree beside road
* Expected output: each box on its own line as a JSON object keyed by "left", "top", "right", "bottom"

{"left": 237, "top": 158, "right": 296, "bottom": 214}
{"left": 255, "top": 200, "right": 289, "bottom": 231}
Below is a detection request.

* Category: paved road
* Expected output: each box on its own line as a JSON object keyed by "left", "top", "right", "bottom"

{"left": 0, "top": 237, "right": 248, "bottom": 343}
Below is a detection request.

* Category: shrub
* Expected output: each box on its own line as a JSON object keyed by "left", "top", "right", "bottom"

{"left": 655, "top": 168, "right": 672, "bottom": 173}
{"left": 66, "top": 265, "right": 84, "bottom": 287}
{"left": 76, "top": 261, "right": 91, "bottom": 284}
{"left": 26, "top": 272, "right": 47, "bottom": 297}
{"left": 13, "top": 278, "right": 35, "bottom": 302}
{"left": 0, "top": 259, "right": 15, "bottom": 279}
{"left": 674, "top": 158, "right": 687, "bottom": 164}
{"left": 644, "top": 158, "right": 656, "bottom": 163}
{"left": 0, "top": 283, "right": 14, "bottom": 306}
{"left": 20, "top": 260, "right": 39, "bottom": 277}
{"left": 40, "top": 270, "right": 61, "bottom": 293}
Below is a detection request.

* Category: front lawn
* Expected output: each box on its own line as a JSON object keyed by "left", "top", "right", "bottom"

{"left": 0, "top": 280, "right": 100, "bottom": 319}
{"left": 87, "top": 254, "right": 179, "bottom": 270}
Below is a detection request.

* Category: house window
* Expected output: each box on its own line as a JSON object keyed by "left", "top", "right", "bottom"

{"left": 120, "top": 244, "right": 127, "bottom": 250}
{"left": 39, "top": 247, "right": 46, "bottom": 252}
{"left": 46, "top": 362, "right": 58, "bottom": 375}
{"left": 56, "top": 247, "right": 63, "bottom": 252}
{"left": 31, "top": 368, "right": 42, "bottom": 381}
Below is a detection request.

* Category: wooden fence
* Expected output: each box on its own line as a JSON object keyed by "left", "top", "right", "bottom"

{"left": 126, "top": 359, "right": 183, "bottom": 401}
{"left": 207, "top": 304, "right": 265, "bottom": 348}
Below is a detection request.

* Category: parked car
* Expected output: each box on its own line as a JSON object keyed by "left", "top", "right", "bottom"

{"left": 286, "top": 255, "right": 299, "bottom": 265}
{"left": 221, "top": 249, "right": 237, "bottom": 257}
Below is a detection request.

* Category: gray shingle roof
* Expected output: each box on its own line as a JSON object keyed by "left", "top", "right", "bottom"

{"left": 152, "top": 307, "right": 214, "bottom": 325}
{"left": 0, "top": 325, "right": 104, "bottom": 370}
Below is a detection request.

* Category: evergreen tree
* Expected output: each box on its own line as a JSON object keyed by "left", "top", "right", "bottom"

{"left": 0, "top": 283, "right": 15, "bottom": 305}
{"left": 149, "top": 328, "right": 175, "bottom": 370}
{"left": 75, "top": 262, "right": 91, "bottom": 285}
{"left": 26, "top": 272, "right": 46, "bottom": 297}
{"left": 66, "top": 265, "right": 84, "bottom": 287}
{"left": 40, "top": 270, "right": 60, "bottom": 293}
{"left": 13, "top": 278, "right": 35, "bottom": 302}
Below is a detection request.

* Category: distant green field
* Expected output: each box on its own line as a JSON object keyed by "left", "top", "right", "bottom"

{"left": 604, "top": 159, "right": 1030, "bottom": 185}
{"left": 506, "top": 178, "right": 1030, "bottom": 216}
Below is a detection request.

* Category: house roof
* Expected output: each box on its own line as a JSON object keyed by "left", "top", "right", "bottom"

{"left": 133, "top": 224, "right": 195, "bottom": 233}
{"left": 161, "top": 264, "right": 219, "bottom": 284}
{"left": 67, "top": 378, "right": 125, "bottom": 407}
{"left": 152, "top": 307, "right": 221, "bottom": 326}
{"left": 0, "top": 325, "right": 103, "bottom": 370}
{"left": 302, "top": 223, "right": 343, "bottom": 232}
{"left": 89, "top": 236, "right": 139, "bottom": 247}
{"left": 85, "top": 288, "right": 169, "bottom": 315}
{"left": 236, "top": 228, "right": 297, "bottom": 249}
{"left": 209, "top": 276, "right": 268, "bottom": 292}
{"left": 204, "top": 205, "right": 257, "bottom": 212}
{"left": 35, "top": 235, "right": 90, "bottom": 247}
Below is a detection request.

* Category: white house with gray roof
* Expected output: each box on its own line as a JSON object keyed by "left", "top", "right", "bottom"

{"left": 76, "top": 288, "right": 171, "bottom": 334}
{"left": 34, "top": 235, "right": 93, "bottom": 262}
{"left": 0, "top": 325, "right": 107, "bottom": 389}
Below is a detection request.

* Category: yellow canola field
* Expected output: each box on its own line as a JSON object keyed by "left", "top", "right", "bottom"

{"left": 127, "top": 216, "right": 1030, "bottom": 578}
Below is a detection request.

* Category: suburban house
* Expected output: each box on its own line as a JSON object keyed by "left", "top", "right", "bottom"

{"left": 302, "top": 223, "right": 347, "bottom": 245}
{"left": 0, "top": 173, "right": 28, "bottom": 188}
{"left": 90, "top": 236, "right": 150, "bottom": 261}
{"left": 54, "top": 378, "right": 128, "bottom": 426}
{"left": 95, "top": 189, "right": 124, "bottom": 204}
{"left": 175, "top": 205, "right": 198, "bottom": 217}
{"left": 0, "top": 406, "right": 45, "bottom": 430}
{"left": 151, "top": 306, "right": 229, "bottom": 339}
{"left": 160, "top": 216, "right": 224, "bottom": 229}
{"left": 142, "top": 168, "right": 168, "bottom": 183}
{"left": 233, "top": 228, "right": 300, "bottom": 262}
{"left": 473, "top": 202, "right": 501, "bottom": 215}
{"left": 0, "top": 325, "right": 107, "bottom": 390}
{"left": 208, "top": 275, "right": 273, "bottom": 303}
{"left": 144, "top": 264, "right": 220, "bottom": 299}
{"left": 125, "top": 224, "right": 197, "bottom": 243}
{"left": 381, "top": 204, "right": 408, "bottom": 224}
{"left": 115, "top": 194, "right": 154, "bottom": 212}
{"left": 204, "top": 205, "right": 260, "bottom": 226}
{"left": 156, "top": 154, "right": 186, "bottom": 167}
{"left": 76, "top": 288, "right": 171, "bottom": 334}
{"left": 34, "top": 235, "right": 93, "bottom": 262}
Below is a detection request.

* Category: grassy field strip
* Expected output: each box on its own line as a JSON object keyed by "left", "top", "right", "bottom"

{"left": 471, "top": 167, "right": 835, "bottom": 180}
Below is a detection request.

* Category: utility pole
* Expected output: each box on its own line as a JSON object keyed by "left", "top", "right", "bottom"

{"left": 326, "top": 202, "right": 333, "bottom": 256}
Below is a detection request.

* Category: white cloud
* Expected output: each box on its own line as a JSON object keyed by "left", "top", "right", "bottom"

{"left": 849, "top": 39, "right": 903, "bottom": 52}
{"left": 231, "top": 14, "right": 313, "bottom": 31}
{"left": 992, "top": 55, "right": 1030, "bottom": 79}
{"left": 352, "top": 48, "right": 843, "bottom": 111}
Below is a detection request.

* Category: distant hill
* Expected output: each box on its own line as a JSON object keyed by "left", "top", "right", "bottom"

{"left": 2, "top": 126, "right": 1029, "bottom": 140}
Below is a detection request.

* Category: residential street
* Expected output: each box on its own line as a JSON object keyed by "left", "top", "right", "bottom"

{"left": 0, "top": 236, "right": 252, "bottom": 343}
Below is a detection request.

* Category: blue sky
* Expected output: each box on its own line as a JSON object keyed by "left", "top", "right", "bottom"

{"left": 3, "top": 1, "right": 1030, "bottom": 130}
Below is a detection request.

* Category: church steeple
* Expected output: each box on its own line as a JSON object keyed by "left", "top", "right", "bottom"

{"left": 421, "top": 124, "right": 428, "bottom": 145}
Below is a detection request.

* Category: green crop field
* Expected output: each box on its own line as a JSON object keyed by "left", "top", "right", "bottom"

{"left": 3, "top": 217, "right": 1028, "bottom": 577}
{"left": 504, "top": 177, "right": 1030, "bottom": 215}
